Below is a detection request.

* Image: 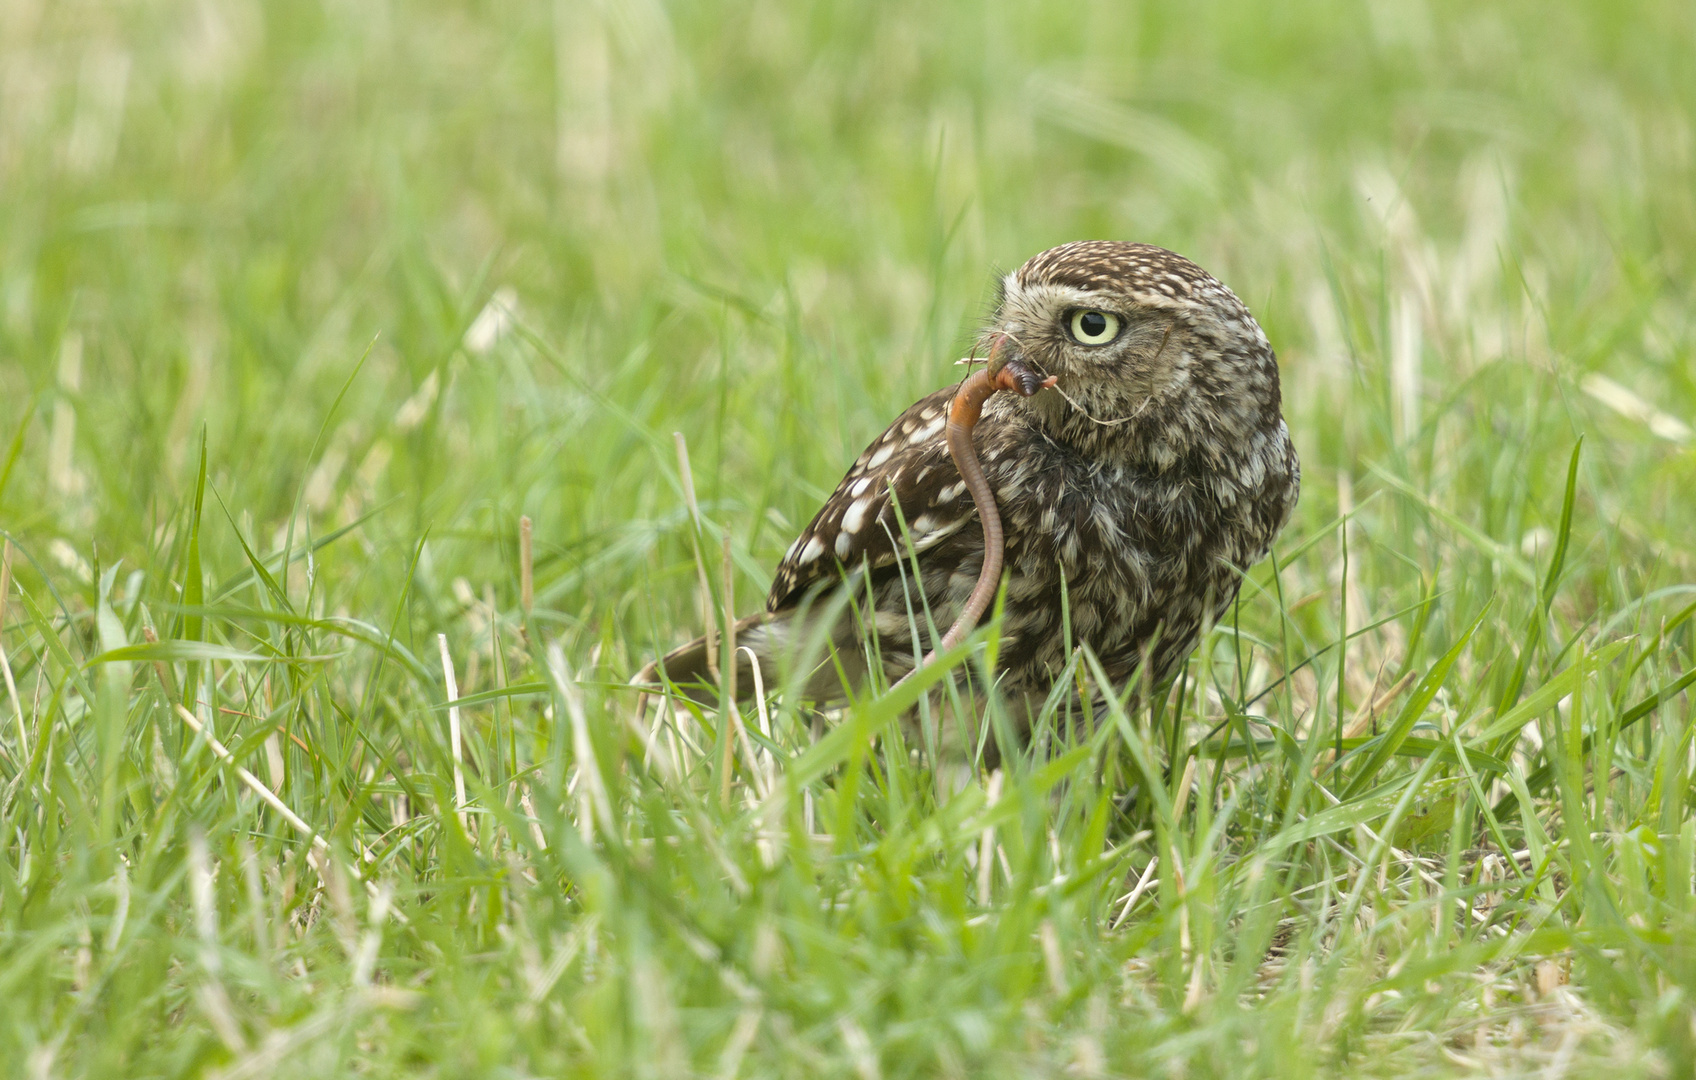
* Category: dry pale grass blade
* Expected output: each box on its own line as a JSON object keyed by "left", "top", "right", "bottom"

{"left": 518, "top": 786, "right": 548, "bottom": 852}
{"left": 1, "top": 637, "right": 24, "bottom": 765}
{"left": 978, "top": 770, "right": 1003, "bottom": 906}
{"left": 738, "top": 645, "right": 776, "bottom": 795}
{"left": 177, "top": 704, "right": 328, "bottom": 852}
{"left": 837, "top": 1017, "right": 881, "bottom": 1080}
{"left": 1111, "top": 856, "right": 1159, "bottom": 929}
{"left": 438, "top": 633, "right": 468, "bottom": 821}
{"left": 0, "top": 537, "right": 11, "bottom": 628}
{"left": 0, "top": 540, "right": 21, "bottom": 761}
{"left": 171, "top": 704, "right": 400, "bottom": 919}
{"left": 1317, "top": 669, "right": 1419, "bottom": 769}
{"left": 519, "top": 516, "right": 534, "bottom": 619}
{"left": 548, "top": 643, "right": 613, "bottom": 838}
{"left": 722, "top": 532, "right": 736, "bottom": 703}
{"left": 725, "top": 708, "right": 764, "bottom": 800}
{"left": 1581, "top": 373, "right": 1692, "bottom": 442}
{"left": 719, "top": 532, "right": 738, "bottom": 806}
{"left": 1390, "top": 291, "right": 1422, "bottom": 444}
{"left": 139, "top": 626, "right": 180, "bottom": 707}
{"left": 187, "top": 829, "right": 248, "bottom": 1053}
{"left": 715, "top": 1007, "right": 763, "bottom": 1080}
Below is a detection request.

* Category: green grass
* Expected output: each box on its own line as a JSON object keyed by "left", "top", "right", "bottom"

{"left": 3, "top": 0, "right": 1696, "bottom": 1075}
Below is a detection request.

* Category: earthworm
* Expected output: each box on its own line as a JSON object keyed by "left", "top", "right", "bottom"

{"left": 923, "top": 340, "right": 1057, "bottom": 663}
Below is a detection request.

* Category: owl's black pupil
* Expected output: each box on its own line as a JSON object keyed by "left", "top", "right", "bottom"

{"left": 1079, "top": 311, "right": 1107, "bottom": 338}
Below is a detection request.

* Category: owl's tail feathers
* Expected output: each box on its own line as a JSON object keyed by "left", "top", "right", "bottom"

{"left": 632, "top": 612, "right": 775, "bottom": 721}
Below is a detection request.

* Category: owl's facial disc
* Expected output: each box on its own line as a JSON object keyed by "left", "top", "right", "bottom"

{"left": 992, "top": 278, "right": 1178, "bottom": 391}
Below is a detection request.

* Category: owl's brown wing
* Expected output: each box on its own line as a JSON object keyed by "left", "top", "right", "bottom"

{"left": 767, "top": 385, "right": 978, "bottom": 611}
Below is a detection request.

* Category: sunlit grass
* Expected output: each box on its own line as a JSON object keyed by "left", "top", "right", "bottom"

{"left": 2, "top": 0, "right": 1696, "bottom": 1075}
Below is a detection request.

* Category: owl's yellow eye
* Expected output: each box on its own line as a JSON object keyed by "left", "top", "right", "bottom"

{"left": 1068, "top": 309, "right": 1120, "bottom": 346}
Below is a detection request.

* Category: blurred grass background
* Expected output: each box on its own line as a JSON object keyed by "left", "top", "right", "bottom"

{"left": 3, "top": 0, "right": 1696, "bottom": 1075}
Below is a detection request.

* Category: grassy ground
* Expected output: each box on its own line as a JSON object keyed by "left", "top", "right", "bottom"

{"left": 3, "top": 0, "right": 1696, "bottom": 1075}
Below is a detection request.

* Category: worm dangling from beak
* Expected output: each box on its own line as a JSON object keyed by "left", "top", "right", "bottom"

{"left": 924, "top": 334, "right": 1058, "bottom": 661}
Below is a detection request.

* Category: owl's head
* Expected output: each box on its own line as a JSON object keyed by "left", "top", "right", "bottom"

{"left": 984, "top": 241, "right": 1282, "bottom": 464}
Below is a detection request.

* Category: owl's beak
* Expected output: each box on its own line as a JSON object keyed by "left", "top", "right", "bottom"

{"left": 988, "top": 326, "right": 1057, "bottom": 384}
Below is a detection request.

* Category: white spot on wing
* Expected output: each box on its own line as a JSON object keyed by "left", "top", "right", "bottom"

{"left": 842, "top": 497, "right": 873, "bottom": 534}
{"left": 866, "top": 444, "right": 895, "bottom": 469}
{"left": 835, "top": 532, "right": 854, "bottom": 558}
{"left": 849, "top": 476, "right": 871, "bottom": 497}
{"left": 799, "top": 536, "right": 825, "bottom": 563}
{"left": 910, "top": 514, "right": 967, "bottom": 552}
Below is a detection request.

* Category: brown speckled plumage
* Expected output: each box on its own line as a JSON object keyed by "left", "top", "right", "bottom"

{"left": 649, "top": 241, "right": 1300, "bottom": 717}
